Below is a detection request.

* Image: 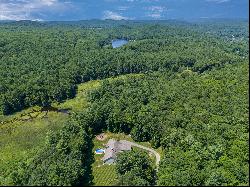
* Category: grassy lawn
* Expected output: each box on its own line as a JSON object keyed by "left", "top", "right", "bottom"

{"left": 92, "top": 164, "right": 118, "bottom": 186}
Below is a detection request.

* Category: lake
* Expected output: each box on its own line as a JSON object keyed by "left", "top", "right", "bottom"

{"left": 112, "top": 39, "right": 128, "bottom": 48}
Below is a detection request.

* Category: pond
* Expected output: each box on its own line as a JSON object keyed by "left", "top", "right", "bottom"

{"left": 112, "top": 39, "right": 128, "bottom": 48}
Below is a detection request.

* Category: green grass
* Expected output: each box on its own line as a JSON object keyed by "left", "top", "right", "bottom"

{"left": 55, "top": 74, "right": 143, "bottom": 113}
{"left": 55, "top": 80, "right": 101, "bottom": 112}
{"left": 0, "top": 80, "right": 102, "bottom": 185}
{"left": 0, "top": 111, "right": 67, "bottom": 185}
{"left": 92, "top": 164, "right": 118, "bottom": 186}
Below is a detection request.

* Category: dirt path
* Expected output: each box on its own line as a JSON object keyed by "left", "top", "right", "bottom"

{"left": 120, "top": 140, "right": 161, "bottom": 170}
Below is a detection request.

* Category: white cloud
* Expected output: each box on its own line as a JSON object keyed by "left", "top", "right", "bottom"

{"left": 144, "top": 5, "right": 167, "bottom": 19}
{"left": 41, "top": 0, "right": 57, "bottom": 6}
{"left": 103, "top": 10, "right": 129, "bottom": 20}
{"left": 147, "top": 6, "right": 166, "bottom": 13}
{"left": 118, "top": 6, "right": 129, "bottom": 11}
{"left": 148, "top": 13, "right": 161, "bottom": 18}
{"left": 0, "top": 0, "right": 71, "bottom": 20}
{"left": 206, "top": 0, "right": 231, "bottom": 3}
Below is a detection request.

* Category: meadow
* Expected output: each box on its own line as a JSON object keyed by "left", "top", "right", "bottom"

{"left": 0, "top": 80, "right": 100, "bottom": 184}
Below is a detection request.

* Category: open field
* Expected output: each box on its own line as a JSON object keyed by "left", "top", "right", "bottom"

{"left": 55, "top": 80, "right": 101, "bottom": 112}
{"left": 0, "top": 111, "right": 67, "bottom": 184}
{"left": 0, "top": 80, "right": 102, "bottom": 184}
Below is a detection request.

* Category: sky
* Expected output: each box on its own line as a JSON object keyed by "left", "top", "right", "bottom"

{"left": 0, "top": 0, "right": 248, "bottom": 21}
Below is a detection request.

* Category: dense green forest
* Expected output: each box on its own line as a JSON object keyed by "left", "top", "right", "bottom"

{"left": 115, "top": 150, "right": 156, "bottom": 186}
{"left": 0, "top": 20, "right": 248, "bottom": 115}
{"left": 0, "top": 20, "right": 248, "bottom": 186}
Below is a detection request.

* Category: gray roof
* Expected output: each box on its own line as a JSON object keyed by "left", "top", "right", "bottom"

{"left": 102, "top": 139, "right": 131, "bottom": 162}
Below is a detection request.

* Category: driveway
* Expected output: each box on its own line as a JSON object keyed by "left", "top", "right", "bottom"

{"left": 119, "top": 140, "right": 161, "bottom": 169}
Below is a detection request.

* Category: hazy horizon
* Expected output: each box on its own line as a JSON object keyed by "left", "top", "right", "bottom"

{"left": 0, "top": 0, "right": 248, "bottom": 22}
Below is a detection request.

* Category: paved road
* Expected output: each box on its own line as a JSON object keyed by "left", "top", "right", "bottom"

{"left": 120, "top": 140, "right": 161, "bottom": 169}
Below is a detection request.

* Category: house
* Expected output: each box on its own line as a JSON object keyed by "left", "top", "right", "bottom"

{"left": 102, "top": 139, "right": 131, "bottom": 164}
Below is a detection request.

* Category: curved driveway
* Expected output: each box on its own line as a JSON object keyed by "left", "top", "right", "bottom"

{"left": 120, "top": 140, "right": 161, "bottom": 170}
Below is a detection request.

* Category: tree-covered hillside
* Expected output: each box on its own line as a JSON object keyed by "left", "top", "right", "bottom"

{"left": 0, "top": 20, "right": 248, "bottom": 186}
{"left": 89, "top": 62, "right": 248, "bottom": 186}
{"left": 0, "top": 20, "right": 248, "bottom": 115}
